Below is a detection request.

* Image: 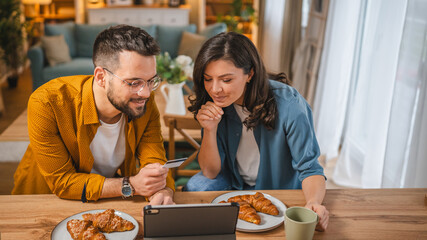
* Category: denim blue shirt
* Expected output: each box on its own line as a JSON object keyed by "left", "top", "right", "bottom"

{"left": 215, "top": 80, "right": 324, "bottom": 190}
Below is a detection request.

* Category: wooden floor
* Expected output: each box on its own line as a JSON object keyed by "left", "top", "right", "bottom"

{"left": 0, "top": 109, "right": 28, "bottom": 141}
{"left": 0, "top": 69, "right": 32, "bottom": 134}
{"left": 0, "top": 68, "right": 32, "bottom": 195}
{"left": 0, "top": 162, "right": 19, "bottom": 195}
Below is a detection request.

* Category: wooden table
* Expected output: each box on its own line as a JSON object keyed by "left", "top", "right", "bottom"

{"left": 0, "top": 189, "right": 426, "bottom": 239}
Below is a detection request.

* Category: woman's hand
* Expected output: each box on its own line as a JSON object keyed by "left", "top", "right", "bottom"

{"left": 301, "top": 175, "right": 328, "bottom": 231}
{"left": 305, "top": 202, "right": 329, "bottom": 231}
{"left": 196, "top": 101, "right": 224, "bottom": 131}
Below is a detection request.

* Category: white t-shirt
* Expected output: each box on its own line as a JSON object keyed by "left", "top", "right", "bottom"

{"left": 233, "top": 104, "right": 260, "bottom": 186}
{"left": 90, "top": 114, "right": 126, "bottom": 178}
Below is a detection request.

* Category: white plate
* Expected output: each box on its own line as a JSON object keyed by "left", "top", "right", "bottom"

{"left": 212, "top": 191, "right": 287, "bottom": 233}
{"left": 51, "top": 209, "right": 139, "bottom": 240}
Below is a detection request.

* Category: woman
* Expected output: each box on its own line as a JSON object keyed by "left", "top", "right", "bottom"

{"left": 185, "top": 32, "right": 328, "bottom": 230}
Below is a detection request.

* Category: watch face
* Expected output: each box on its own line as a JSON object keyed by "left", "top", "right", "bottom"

{"left": 122, "top": 186, "right": 132, "bottom": 197}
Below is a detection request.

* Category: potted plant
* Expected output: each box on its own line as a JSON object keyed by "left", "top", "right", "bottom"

{"left": 156, "top": 52, "right": 193, "bottom": 85}
{"left": 0, "top": 0, "right": 27, "bottom": 88}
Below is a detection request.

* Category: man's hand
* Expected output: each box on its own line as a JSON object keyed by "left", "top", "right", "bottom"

{"left": 130, "top": 163, "right": 168, "bottom": 196}
{"left": 305, "top": 202, "right": 329, "bottom": 231}
{"left": 148, "top": 187, "right": 175, "bottom": 205}
{"left": 141, "top": 188, "right": 174, "bottom": 217}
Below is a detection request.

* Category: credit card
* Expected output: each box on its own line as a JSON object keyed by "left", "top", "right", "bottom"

{"left": 162, "top": 157, "right": 187, "bottom": 169}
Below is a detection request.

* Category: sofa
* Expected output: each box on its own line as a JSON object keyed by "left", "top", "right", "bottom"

{"left": 28, "top": 22, "right": 226, "bottom": 91}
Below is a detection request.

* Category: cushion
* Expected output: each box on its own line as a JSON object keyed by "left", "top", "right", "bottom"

{"left": 138, "top": 25, "right": 157, "bottom": 40}
{"left": 43, "top": 57, "right": 95, "bottom": 82}
{"left": 44, "top": 21, "right": 76, "bottom": 57}
{"left": 178, "top": 31, "right": 206, "bottom": 61}
{"left": 199, "top": 23, "right": 227, "bottom": 39}
{"left": 75, "top": 24, "right": 113, "bottom": 58}
{"left": 41, "top": 35, "right": 72, "bottom": 66}
{"left": 157, "top": 24, "right": 197, "bottom": 58}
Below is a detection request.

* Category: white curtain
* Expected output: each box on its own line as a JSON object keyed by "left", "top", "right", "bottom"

{"left": 314, "top": 0, "right": 427, "bottom": 188}
{"left": 381, "top": 0, "right": 427, "bottom": 188}
{"left": 260, "top": 0, "right": 286, "bottom": 73}
{"left": 312, "top": 0, "right": 363, "bottom": 160}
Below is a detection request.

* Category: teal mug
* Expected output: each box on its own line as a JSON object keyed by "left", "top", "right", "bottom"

{"left": 285, "top": 207, "right": 318, "bottom": 240}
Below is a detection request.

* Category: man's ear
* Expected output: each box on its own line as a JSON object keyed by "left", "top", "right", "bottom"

{"left": 94, "top": 66, "right": 106, "bottom": 87}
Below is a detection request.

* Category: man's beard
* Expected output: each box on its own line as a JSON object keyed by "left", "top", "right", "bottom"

{"left": 107, "top": 87, "right": 148, "bottom": 119}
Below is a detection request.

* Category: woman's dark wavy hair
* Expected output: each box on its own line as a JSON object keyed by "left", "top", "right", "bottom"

{"left": 188, "top": 32, "right": 289, "bottom": 130}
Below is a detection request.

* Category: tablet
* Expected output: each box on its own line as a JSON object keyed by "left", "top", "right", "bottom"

{"left": 143, "top": 203, "right": 239, "bottom": 240}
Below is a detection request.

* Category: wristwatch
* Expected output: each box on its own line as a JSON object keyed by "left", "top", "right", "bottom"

{"left": 121, "top": 177, "right": 134, "bottom": 198}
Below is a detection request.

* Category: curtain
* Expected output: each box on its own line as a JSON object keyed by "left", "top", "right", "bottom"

{"left": 312, "top": 0, "right": 363, "bottom": 160}
{"left": 318, "top": 0, "right": 427, "bottom": 188}
{"left": 334, "top": 0, "right": 408, "bottom": 188}
{"left": 260, "top": 0, "right": 303, "bottom": 75}
{"left": 381, "top": 0, "right": 427, "bottom": 188}
{"left": 280, "top": 0, "right": 302, "bottom": 79}
{"left": 259, "top": 0, "right": 286, "bottom": 73}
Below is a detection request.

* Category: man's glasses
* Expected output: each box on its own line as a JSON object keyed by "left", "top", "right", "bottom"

{"left": 103, "top": 68, "right": 161, "bottom": 93}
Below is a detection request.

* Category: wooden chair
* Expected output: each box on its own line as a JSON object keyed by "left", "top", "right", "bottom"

{"left": 161, "top": 83, "right": 202, "bottom": 178}
{"left": 163, "top": 114, "right": 201, "bottom": 178}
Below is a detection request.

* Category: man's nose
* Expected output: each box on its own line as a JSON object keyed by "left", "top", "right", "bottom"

{"left": 137, "top": 86, "right": 151, "bottom": 97}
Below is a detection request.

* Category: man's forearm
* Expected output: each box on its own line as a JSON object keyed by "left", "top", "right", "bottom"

{"left": 100, "top": 178, "right": 123, "bottom": 199}
{"left": 301, "top": 175, "right": 326, "bottom": 204}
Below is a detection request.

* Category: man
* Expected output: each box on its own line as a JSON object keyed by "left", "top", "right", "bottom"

{"left": 12, "top": 25, "right": 174, "bottom": 205}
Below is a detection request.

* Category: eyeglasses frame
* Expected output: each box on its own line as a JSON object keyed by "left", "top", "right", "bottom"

{"left": 102, "top": 67, "right": 161, "bottom": 93}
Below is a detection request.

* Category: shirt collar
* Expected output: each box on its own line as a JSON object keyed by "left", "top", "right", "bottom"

{"left": 82, "top": 76, "right": 99, "bottom": 125}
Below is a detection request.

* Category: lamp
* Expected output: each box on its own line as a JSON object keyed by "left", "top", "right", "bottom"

{"left": 22, "top": 0, "right": 52, "bottom": 17}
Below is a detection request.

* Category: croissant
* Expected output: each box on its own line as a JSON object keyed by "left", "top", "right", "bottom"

{"left": 219, "top": 200, "right": 261, "bottom": 225}
{"left": 66, "top": 219, "right": 106, "bottom": 240}
{"left": 246, "top": 192, "right": 279, "bottom": 215}
{"left": 237, "top": 201, "right": 261, "bottom": 225}
{"left": 82, "top": 209, "right": 135, "bottom": 233}
{"left": 228, "top": 192, "right": 279, "bottom": 216}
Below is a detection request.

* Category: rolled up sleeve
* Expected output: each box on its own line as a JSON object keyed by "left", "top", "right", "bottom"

{"left": 285, "top": 96, "right": 325, "bottom": 182}
{"left": 28, "top": 97, "right": 105, "bottom": 200}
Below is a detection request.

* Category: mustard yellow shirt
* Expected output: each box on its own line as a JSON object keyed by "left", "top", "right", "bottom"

{"left": 12, "top": 75, "right": 174, "bottom": 201}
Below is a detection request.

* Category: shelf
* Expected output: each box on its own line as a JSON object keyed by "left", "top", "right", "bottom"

{"left": 43, "top": 14, "right": 75, "bottom": 20}
{"left": 206, "top": 0, "right": 253, "bottom": 3}
{"left": 23, "top": 0, "right": 75, "bottom": 23}
{"left": 205, "top": 0, "right": 255, "bottom": 39}
{"left": 87, "top": 4, "right": 191, "bottom": 9}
